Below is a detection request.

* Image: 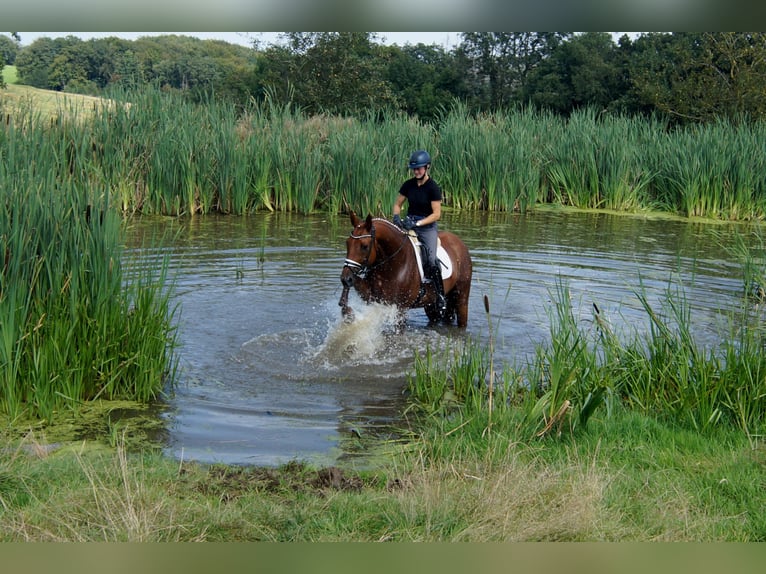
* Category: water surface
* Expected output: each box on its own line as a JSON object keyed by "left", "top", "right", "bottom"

{"left": 126, "top": 210, "right": 748, "bottom": 466}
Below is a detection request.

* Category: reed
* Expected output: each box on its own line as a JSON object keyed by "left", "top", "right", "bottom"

{"left": 407, "top": 274, "right": 766, "bottom": 441}
{"left": 545, "top": 109, "right": 602, "bottom": 208}
{"left": 436, "top": 102, "right": 482, "bottom": 210}
{"left": 324, "top": 110, "right": 433, "bottom": 215}
{"left": 6, "top": 86, "right": 766, "bottom": 221}
{"left": 718, "top": 225, "right": 766, "bottom": 301}
{"left": 0, "top": 144, "right": 177, "bottom": 419}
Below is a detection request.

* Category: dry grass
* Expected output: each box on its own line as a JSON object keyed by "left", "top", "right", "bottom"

{"left": 1, "top": 424, "right": 761, "bottom": 541}
{"left": 0, "top": 433, "right": 200, "bottom": 542}
{"left": 391, "top": 442, "right": 619, "bottom": 541}
{"left": 1, "top": 82, "right": 118, "bottom": 122}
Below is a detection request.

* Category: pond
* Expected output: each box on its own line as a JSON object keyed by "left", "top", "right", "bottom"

{"left": 126, "top": 209, "right": 749, "bottom": 467}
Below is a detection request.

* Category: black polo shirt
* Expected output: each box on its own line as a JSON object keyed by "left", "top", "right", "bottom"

{"left": 398, "top": 177, "right": 442, "bottom": 218}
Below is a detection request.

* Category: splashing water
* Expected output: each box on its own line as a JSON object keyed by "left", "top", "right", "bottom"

{"left": 311, "top": 302, "right": 403, "bottom": 366}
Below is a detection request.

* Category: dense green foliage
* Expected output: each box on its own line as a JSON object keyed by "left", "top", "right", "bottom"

{"left": 0, "top": 101, "right": 178, "bottom": 420}
{"left": 3, "top": 87, "right": 765, "bottom": 220}
{"left": 5, "top": 32, "right": 766, "bottom": 125}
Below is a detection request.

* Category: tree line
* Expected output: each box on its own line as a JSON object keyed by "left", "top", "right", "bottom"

{"left": 3, "top": 32, "right": 766, "bottom": 125}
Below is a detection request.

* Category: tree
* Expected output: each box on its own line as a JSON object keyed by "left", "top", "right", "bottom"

{"left": 384, "top": 43, "right": 470, "bottom": 121}
{"left": 0, "top": 34, "right": 19, "bottom": 66}
{"left": 14, "top": 35, "right": 84, "bottom": 89}
{"left": 459, "top": 32, "right": 572, "bottom": 110}
{"left": 48, "top": 41, "right": 92, "bottom": 91}
{"left": 132, "top": 34, "right": 255, "bottom": 98}
{"left": 628, "top": 32, "right": 766, "bottom": 123}
{"left": 112, "top": 49, "right": 144, "bottom": 89}
{"left": 277, "top": 32, "right": 399, "bottom": 115}
{"left": 524, "top": 32, "right": 627, "bottom": 114}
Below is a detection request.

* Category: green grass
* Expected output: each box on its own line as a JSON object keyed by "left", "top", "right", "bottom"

{"left": 2, "top": 65, "right": 18, "bottom": 84}
{"left": 4, "top": 84, "right": 766, "bottom": 220}
{"left": 0, "top": 120, "right": 178, "bottom": 419}
{"left": 0, "top": 401, "right": 762, "bottom": 541}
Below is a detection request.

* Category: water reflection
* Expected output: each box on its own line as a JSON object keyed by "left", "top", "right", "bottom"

{"left": 125, "top": 210, "right": 749, "bottom": 466}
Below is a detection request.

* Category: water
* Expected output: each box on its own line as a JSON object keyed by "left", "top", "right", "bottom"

{"left": 125, "top": 210, "right": 750, "bottom": 467}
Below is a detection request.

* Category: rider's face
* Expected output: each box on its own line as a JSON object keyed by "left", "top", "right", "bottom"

{"left": 412, "top": 166, "right": 427, "bottom": 178}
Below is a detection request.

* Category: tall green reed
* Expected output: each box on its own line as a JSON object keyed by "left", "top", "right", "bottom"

{"left": 545, "top": 109, "right": 602, "bottom": 208}
{"left": 407, "top": 274, "right": 766, "bottom": 441}
{"left": 717, "top": 225, "right": 766, "bottom": 300}
{"left": 7, "top": 86, "right": 766, "bottom": 220}
{"left": 436, "top": 102, "right": 482, "bottom": 210}
{"left": 0, "top": 118, "right": 177, "bottom": 419}
{"left": 324, "top": 110, "right": 434, "bottom": 215}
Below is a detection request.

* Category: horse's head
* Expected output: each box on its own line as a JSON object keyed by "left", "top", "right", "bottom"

{"left": 343, "top": 212, "right": 377, "bottom": 283}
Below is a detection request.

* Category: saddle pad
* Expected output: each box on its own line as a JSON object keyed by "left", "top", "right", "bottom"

{"left": 406, "top": 233, "right": 453, "bottom": 281}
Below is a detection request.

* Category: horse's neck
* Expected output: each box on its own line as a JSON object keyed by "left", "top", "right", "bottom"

{"left": 373, "top": 222, "right": 409, "bottom": 264}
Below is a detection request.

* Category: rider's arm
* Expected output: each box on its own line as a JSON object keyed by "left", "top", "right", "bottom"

{"left": 415, "top": 200, "right": 441, "bottom": 227}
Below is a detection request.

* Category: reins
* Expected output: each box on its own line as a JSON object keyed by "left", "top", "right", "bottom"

{"left": 344, "top": 218, "right": 409, "bottom": 277}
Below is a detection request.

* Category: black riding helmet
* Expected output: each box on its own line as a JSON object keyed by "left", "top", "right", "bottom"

{"left": 408, "top": 150, "right": 431, "bottom": 169}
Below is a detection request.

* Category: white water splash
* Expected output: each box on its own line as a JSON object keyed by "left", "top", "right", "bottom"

{"left": 312, "top": 301, "right": 403, "bottom": 366}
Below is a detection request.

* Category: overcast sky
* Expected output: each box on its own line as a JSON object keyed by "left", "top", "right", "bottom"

{"left": 14, "top": 31, "right": 461, "bottom": 49}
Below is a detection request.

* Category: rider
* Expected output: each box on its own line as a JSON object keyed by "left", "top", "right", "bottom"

{"left": 392, "top": 149, "right": 447, "bottom": 318}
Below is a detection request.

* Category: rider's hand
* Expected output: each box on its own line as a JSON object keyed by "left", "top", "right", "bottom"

{"left": 402, "top": 216, "right": 416, "bottom": 231}
{"left": 393, "top": 214, "right": 403, "bottom": 228}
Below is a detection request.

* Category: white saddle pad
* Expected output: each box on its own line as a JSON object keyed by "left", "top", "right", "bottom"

{"left": 407, "top": 233, "right": 453, "bottom": 281}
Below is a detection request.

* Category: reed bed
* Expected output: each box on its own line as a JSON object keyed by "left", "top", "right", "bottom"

{"left": 407, "top": 273, "right": 766, "bottom": 443}
{"left": 0, "top": 104, "right": 177, "bottom": 419}
{"left": 4, "top": 87, "right": 765, "bottom": 220}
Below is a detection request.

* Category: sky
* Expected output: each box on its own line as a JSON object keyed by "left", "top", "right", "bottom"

{"left": 14, "top": 32, "right": 462, "bottom": 50}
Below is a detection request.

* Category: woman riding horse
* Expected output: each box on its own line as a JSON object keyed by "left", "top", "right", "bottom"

{"left": 339, "top": 211, "right": 472, "bottom": 328}
{"left": 392, "top": 150, "right": 447, "bottom": 319}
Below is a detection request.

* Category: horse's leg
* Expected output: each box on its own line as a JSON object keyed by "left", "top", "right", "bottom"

{"left": 424, "top": 304, "right": 440, "bottom": 325}
{"left": 443, "top": 268, "right": 470, "bottom": 328}
{"left": 443, "top": 292, "right": 457, "bottom": 325}
{"left": 454, "top": 282, "right": 470, "bottom": 328}
{"left": 338, "top": 285, "right": 355, "bottom": 322}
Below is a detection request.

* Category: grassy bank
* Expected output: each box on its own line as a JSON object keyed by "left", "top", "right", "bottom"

{"left": 1, "top": 66, "right": 112, "bottom": 120}
{"left": 0, "top": 395, "right": 761, "bottom": 541}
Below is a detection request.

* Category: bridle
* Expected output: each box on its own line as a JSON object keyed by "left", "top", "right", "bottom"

{"left": 343, "top": 218, "right": 408, "bottom": 279}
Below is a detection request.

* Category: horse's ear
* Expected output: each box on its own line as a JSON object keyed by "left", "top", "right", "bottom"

{"left": 365, "top": 214, "right": 373, "bottom": 229}
{"left": 349, "top": 210, "right": 360, "bottom": 226}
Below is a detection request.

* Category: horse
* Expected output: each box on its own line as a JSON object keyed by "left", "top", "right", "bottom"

{"left": 338, "top": 211, "right": 473, "bottom": 328}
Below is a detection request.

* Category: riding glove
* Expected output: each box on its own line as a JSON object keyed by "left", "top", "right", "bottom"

{"left": 393, "top": 214, "right": 403, "bottom": 228}
{"left": 402, "top": 216, "right": 416, "bottom": 231}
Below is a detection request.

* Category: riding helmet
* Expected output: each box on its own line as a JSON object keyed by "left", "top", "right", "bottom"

{"left": 408, "top": 150, "right": 431, "bottom": 169}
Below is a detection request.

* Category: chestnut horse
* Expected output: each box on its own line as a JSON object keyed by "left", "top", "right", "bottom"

{"left": 338, "top": 211, "right": 472, "bottom": 327}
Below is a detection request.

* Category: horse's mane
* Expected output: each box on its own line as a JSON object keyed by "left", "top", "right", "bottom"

{"left": 371, "top": 217, "right": 406, "bottom": 234}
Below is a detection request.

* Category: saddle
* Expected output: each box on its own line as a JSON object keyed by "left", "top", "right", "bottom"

{"left": 404, "top": 230, "right": 453, "bottom": 281}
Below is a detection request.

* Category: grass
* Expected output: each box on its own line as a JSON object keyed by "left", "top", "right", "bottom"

{"left": 4, "top": 80, "right": 766, "bottom": 220}
{"left": 2, "top": 65, "right": 18, "bottom": 84}
{"left": 1, "top": 66, "right": 113, "bottom": 121}
{"left": 0, "top": 406, "right": 762, "bottom": 541}
{"left": 0, "top": 118, "right": 178, "bottom": 419}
